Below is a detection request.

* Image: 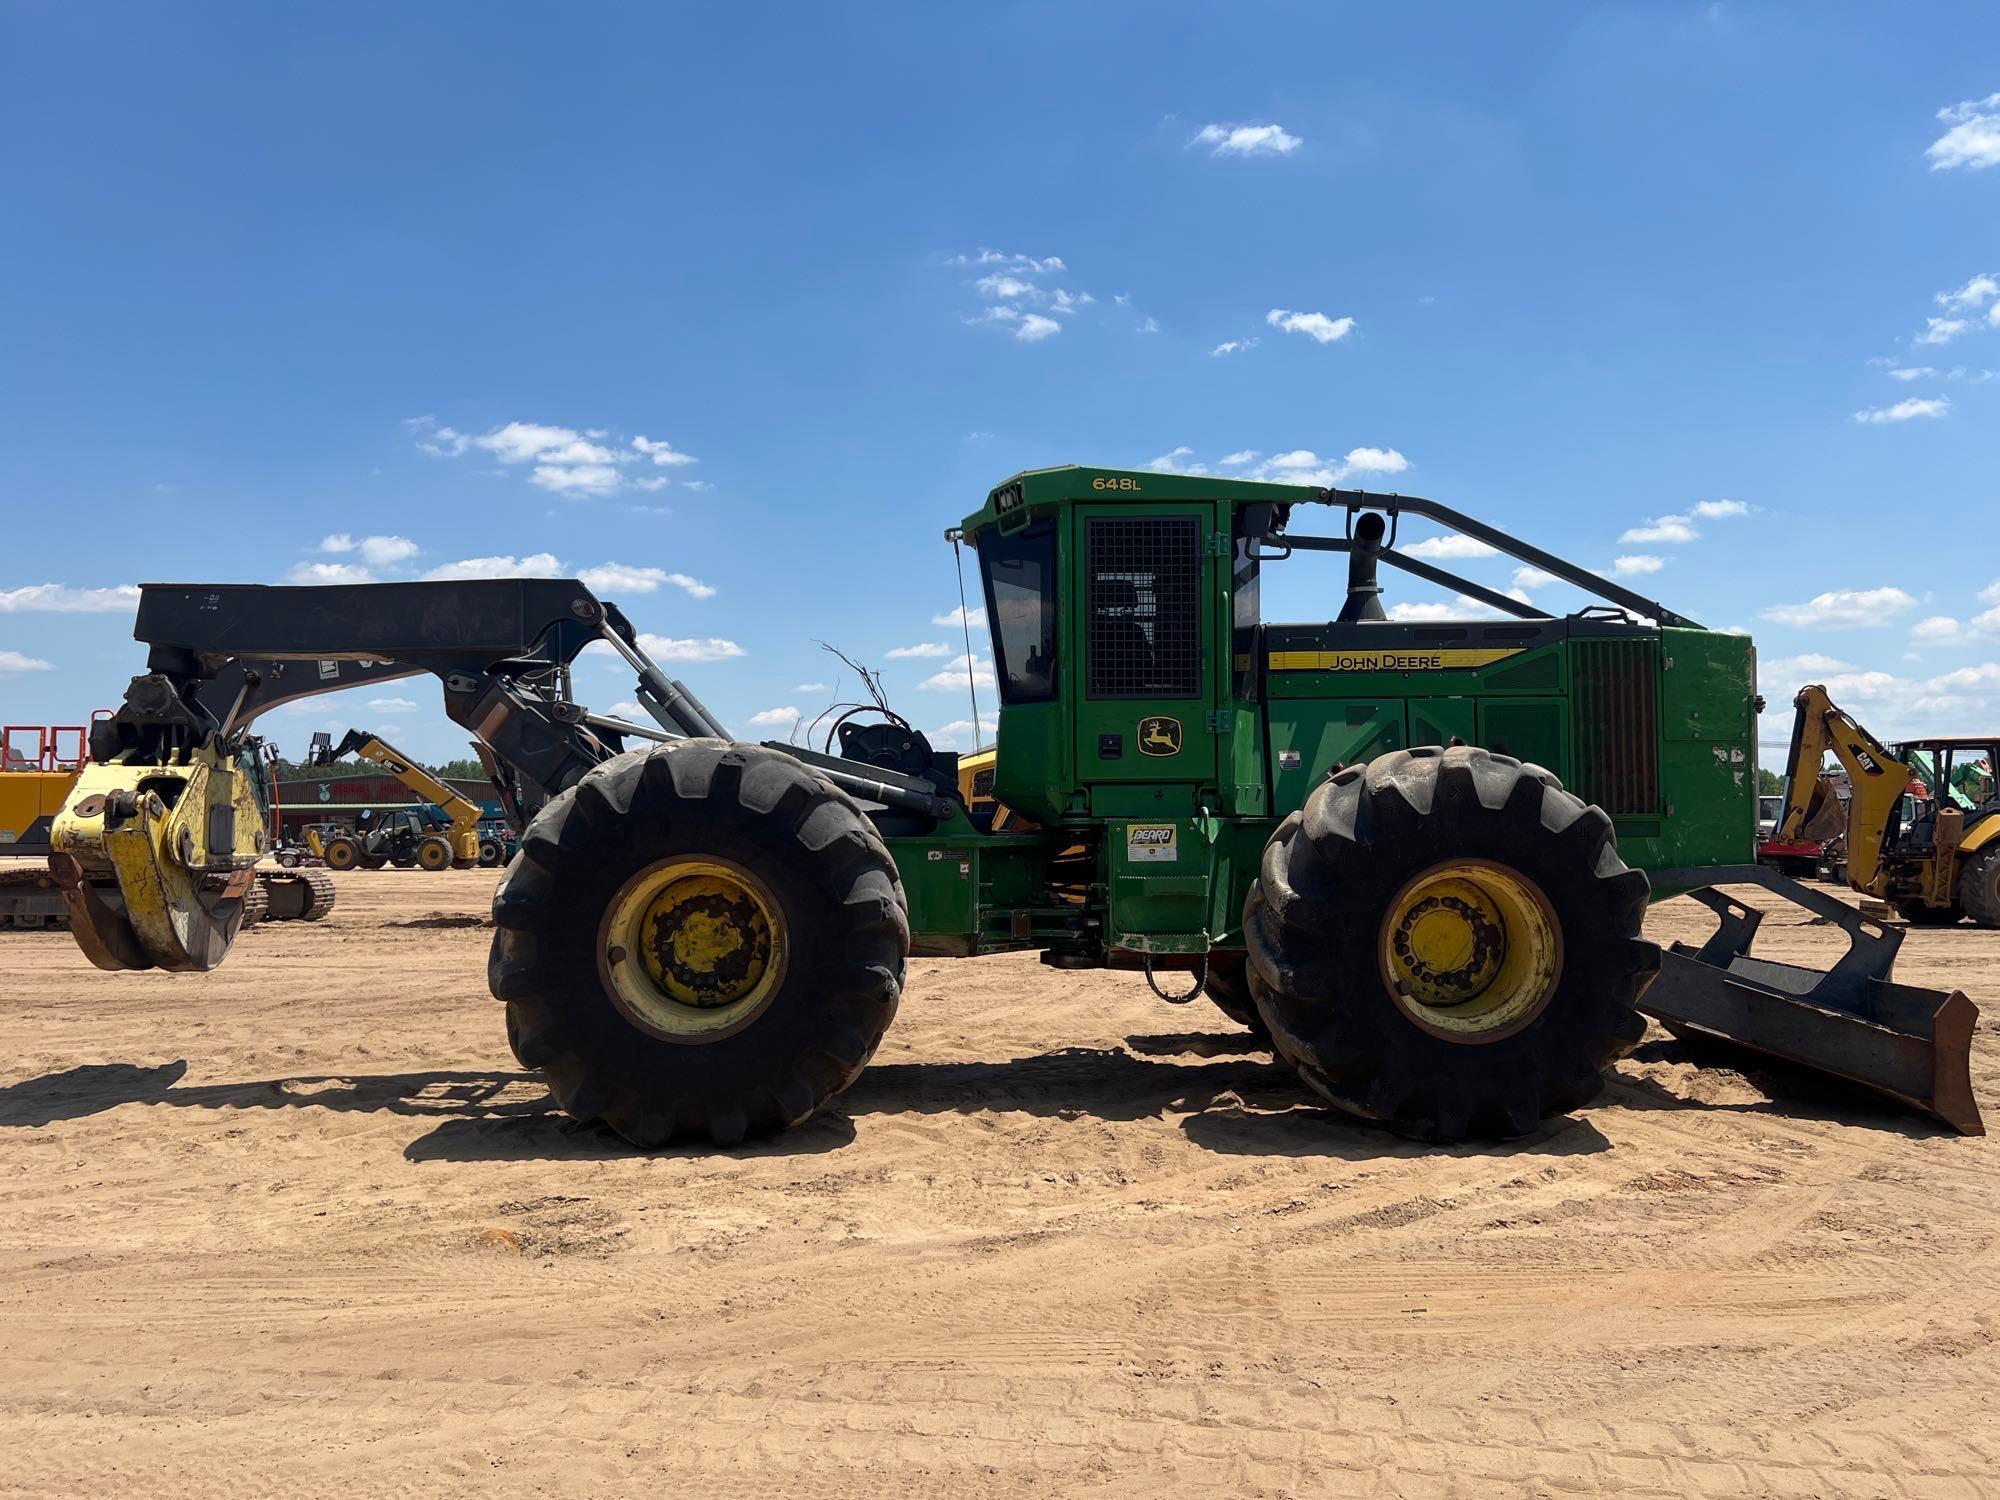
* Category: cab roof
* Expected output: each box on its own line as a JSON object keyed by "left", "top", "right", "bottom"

{"left": 957, "top": 464, "right": 1320, "bottom": 538}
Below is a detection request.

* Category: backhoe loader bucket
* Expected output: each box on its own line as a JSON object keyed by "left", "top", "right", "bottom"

{"left": 1643, "top": 865, "right": 1981, "bottom": 1135}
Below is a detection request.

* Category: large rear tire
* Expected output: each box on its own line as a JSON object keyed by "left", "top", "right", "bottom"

{"left": 1245, "top": 745, "right": 1655, "bottom": 1142}
{"left": 1897, "top": 899, "right": 1962, "bottom": 927}
{"left": 489, "top": 739, "right": 909, "bottom": 1147}
{"left": 322, "top": 835, "right": 363, "bottom": 872}
{"left": 416, "top": 835, "right": 454, "bottom": 872}
{"left": 1958, "top": 846, "right": 2000, "bottom": 929}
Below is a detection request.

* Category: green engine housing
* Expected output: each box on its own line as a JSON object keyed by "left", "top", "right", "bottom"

{"left": 881, "top": 465, "right": 1759, "bottom": 966}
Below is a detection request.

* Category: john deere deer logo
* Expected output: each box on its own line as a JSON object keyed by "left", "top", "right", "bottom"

{"left": 1138, "top": 716, "right": 1182, "bottom": 756}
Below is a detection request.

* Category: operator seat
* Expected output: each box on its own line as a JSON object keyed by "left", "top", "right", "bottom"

{"left": 1090, "top": 578, "right": 1156, "bottom": 688}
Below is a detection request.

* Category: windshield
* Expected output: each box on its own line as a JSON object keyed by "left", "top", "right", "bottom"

{"left": 977, "top": 519, "right": 1057, "bottom": 703}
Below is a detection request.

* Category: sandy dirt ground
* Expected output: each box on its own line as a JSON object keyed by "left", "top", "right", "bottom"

{"left": 3, "top": 863, "right": 2000, "bottom": 1497}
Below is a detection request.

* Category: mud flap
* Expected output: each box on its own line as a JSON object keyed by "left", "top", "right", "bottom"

{"left": 1644, "top": 865, "right": 1981, "bottom": 1135}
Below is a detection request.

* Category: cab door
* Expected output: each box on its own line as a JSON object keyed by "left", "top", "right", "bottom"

{"left": 1072, "top": 507, "right": 1217, "bottom": 791}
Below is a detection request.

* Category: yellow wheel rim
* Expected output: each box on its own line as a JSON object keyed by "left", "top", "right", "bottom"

{"left": 326, "top": 841, "right": 357, "bottom": 870}
{"left": 419, "top": 840, "right": 451, "bottom": 870}
{"left": 598, "top": 857, "right": 788, "bottom": 1041}
{"left": 1379, "top": 859, "right": 1563, "bottom": 1043}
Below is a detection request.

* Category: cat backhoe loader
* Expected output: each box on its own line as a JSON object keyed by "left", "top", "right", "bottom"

{"left": 43, "top": 469, "right": 1983, "bottom": 1144}
{"left": 1773, "top": 684, "right": 2000, "bottom": 927}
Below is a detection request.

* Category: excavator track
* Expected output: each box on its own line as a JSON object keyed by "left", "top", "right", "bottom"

{"left": 0, "top": 864, "right": 68, "bottom": 930}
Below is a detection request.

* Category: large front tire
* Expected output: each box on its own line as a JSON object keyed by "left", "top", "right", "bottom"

{"left": 1200, "top": 954, "right": 1271, "bottom": 1046}
{"left": 1245, "top": 746, "right": 1655, "bottom": 1142}
{"left": 489, "top": 740, "right": 909, "bottom": 1147}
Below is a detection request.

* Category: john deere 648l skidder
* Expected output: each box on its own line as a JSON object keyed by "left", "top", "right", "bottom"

{"left": 48, "top": 467, "right": 1981, "bottom": 1144}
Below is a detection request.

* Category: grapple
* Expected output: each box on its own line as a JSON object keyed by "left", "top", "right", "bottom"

{"left": 49, "top": 750, "right": 265, "bottom": 973}
{"left": 1642, "top": 865, "right": 1981, "bottom": 1135}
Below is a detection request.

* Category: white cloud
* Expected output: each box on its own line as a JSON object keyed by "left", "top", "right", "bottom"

{"left": 886, "top": 642, "right": 953, "bottom": 659}
{"left": 605, "top": 700, "right": 647, "bottom": 722}
{"left": 1147, "top": 445, "right": 1210, "bottom": 475}
{"left": 1612, "top": 554, "right": 1665, "bottom": 576}
{"left": 934, "top": 604, "right": 987, "bottom": 629}
{"left": 1761, "top": 586, "right": 1920, "bottom": 628}
{"left": 317, "top": 533, "right": 418, "bottom": 568}
{"left": 1887, "top": 366, "right": 1934, "bottom": 382}
{"left": 630, "top": 433, "right": 698, "bottom": 468}
{"left": 1211, "top": 339, "right": 1257, "bottom": 356}
{"left": 1386, "top": 595, "right": 1508, "bottom": 623}
{"left": 408, "top": 417, "right": 700, "bottom": 497}
{"left": 917, "top": 654, "right": 997, "bottom": 692}
{"left": 1219, "top": 450, "right": 1259, "bottom": 466}
{"left": 1937, "top": 274, "right": 1999, "bottom": 312}
{"left": 1916, "top": 317, "right": 1969, "bottom": 347}
{"left": 422, "top": 553, "right": 565, "bottom": 581}
{"left": 1512, "top": 566, "right": 1558, "bottom": 591}
{"left": 1911, "top": 615, "right": 1963, "bottom": 643}
{"left": 0, "top": 584, "right": 141, "bottom": 613}
{"left": 1691, "top": 498, "right": 1751, "bottom": 519}
{"left": 1402, "top": 534, "right": 1497, "bottom": 561}
{"left": 0, "top": 649, "right": 53, "bottom": 675}
{"left": 1927, "top": 662, "right": 2000, "bottom": 692}
{"left": 1619, "top": 515, "right": 1699, "bottom": 545}
{"left": 925, "top": 719, "right": 982, "bottom": 752}
{"left": 1190, "top": 123, "right": 1302, "bottom": 158}
{"left": 1243, "top": 446, "right": 1408, "bottom": 487}
{"left": 1337, "top": 447, "right": 1407, "bottom": 477}
{"left": 952, "top": 249, "right": 1090, "bottom": 344}
{"left": 794, "top": 682, "right": 828, "bottom": 694}
{"left": 636, "top": 634, "right": 745, "bottom": 663}
{"left": 287, "top": 561, "right": 375, "bottom": 585}
{"left": 1927, "top": 93, "right": 2000, "bottom": 171}
{"left": 1266, "top": 308, "right": 1355, "bottom": 344}
{"left": 748, "top": 706, "right": 800, "bottom": 727}
{"left": 949, "top": 249, "right": 1067, "bottom": 274}
{"left": 367, "top": 697, "right": 419, "bottom": 713}
{"left": 530, "top": 462, "right": 623, "bottom": 495}
{"left": 1136, "top": 316, "right": 1161, "bottom": 334}
{"left": 574, "top": 563, "right": 717, "bottom": 599}
{"left": 1854, "top": 396, "right": 1951, "bottom": 423}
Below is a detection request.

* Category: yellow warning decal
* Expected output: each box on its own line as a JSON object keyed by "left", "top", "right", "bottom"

{"left": 1268, "top": 647, "right": 1526, "bottom": 672}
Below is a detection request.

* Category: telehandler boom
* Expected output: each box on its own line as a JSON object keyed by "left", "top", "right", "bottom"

{"left": 46, "top": 468, "right": 1982, "bottom": 1143}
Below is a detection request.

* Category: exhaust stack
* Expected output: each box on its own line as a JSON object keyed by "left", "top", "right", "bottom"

{"left": 1338, "top": 511, "right": 1388, "bottom": 623}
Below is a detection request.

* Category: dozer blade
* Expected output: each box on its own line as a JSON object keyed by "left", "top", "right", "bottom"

{"left": 1643, "top": 865, "right": 1980, "bottom": 1135}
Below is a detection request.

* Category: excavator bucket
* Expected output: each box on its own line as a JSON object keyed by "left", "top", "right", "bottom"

{"left": 1642, "top": 865, "right": 1981, "bottom": 1135}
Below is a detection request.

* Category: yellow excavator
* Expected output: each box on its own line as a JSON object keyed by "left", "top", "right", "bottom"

{"left": 1773, "top": 684, "right": 2000, "bottom": 927}
{"left": 306, "top": 729, "right": 495, "bottom": 872}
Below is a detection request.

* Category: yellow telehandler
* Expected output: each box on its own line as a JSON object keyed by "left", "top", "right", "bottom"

{"left": 307, "top": 729, "right": 501, "bottom": 872}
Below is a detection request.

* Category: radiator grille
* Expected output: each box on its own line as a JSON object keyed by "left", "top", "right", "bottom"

{"left": 1086, "top": 517, "right": 1202, "bottom": 698}
{"left": 1570, "top": 638, "right": 1659, "bottom": 815}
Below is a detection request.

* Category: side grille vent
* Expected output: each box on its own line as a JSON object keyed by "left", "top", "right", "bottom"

{"left": 1571, "top": 638, "right": 1659, "bottom": 815}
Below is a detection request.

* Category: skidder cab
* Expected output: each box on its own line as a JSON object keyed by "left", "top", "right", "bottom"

{"left": 51, "top": 467, "right": 1981, "bottom": 1148}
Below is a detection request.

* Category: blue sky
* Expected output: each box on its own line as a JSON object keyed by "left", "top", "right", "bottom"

{"left": 1, "top": 3, "right": 1996, "bottom": 762}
